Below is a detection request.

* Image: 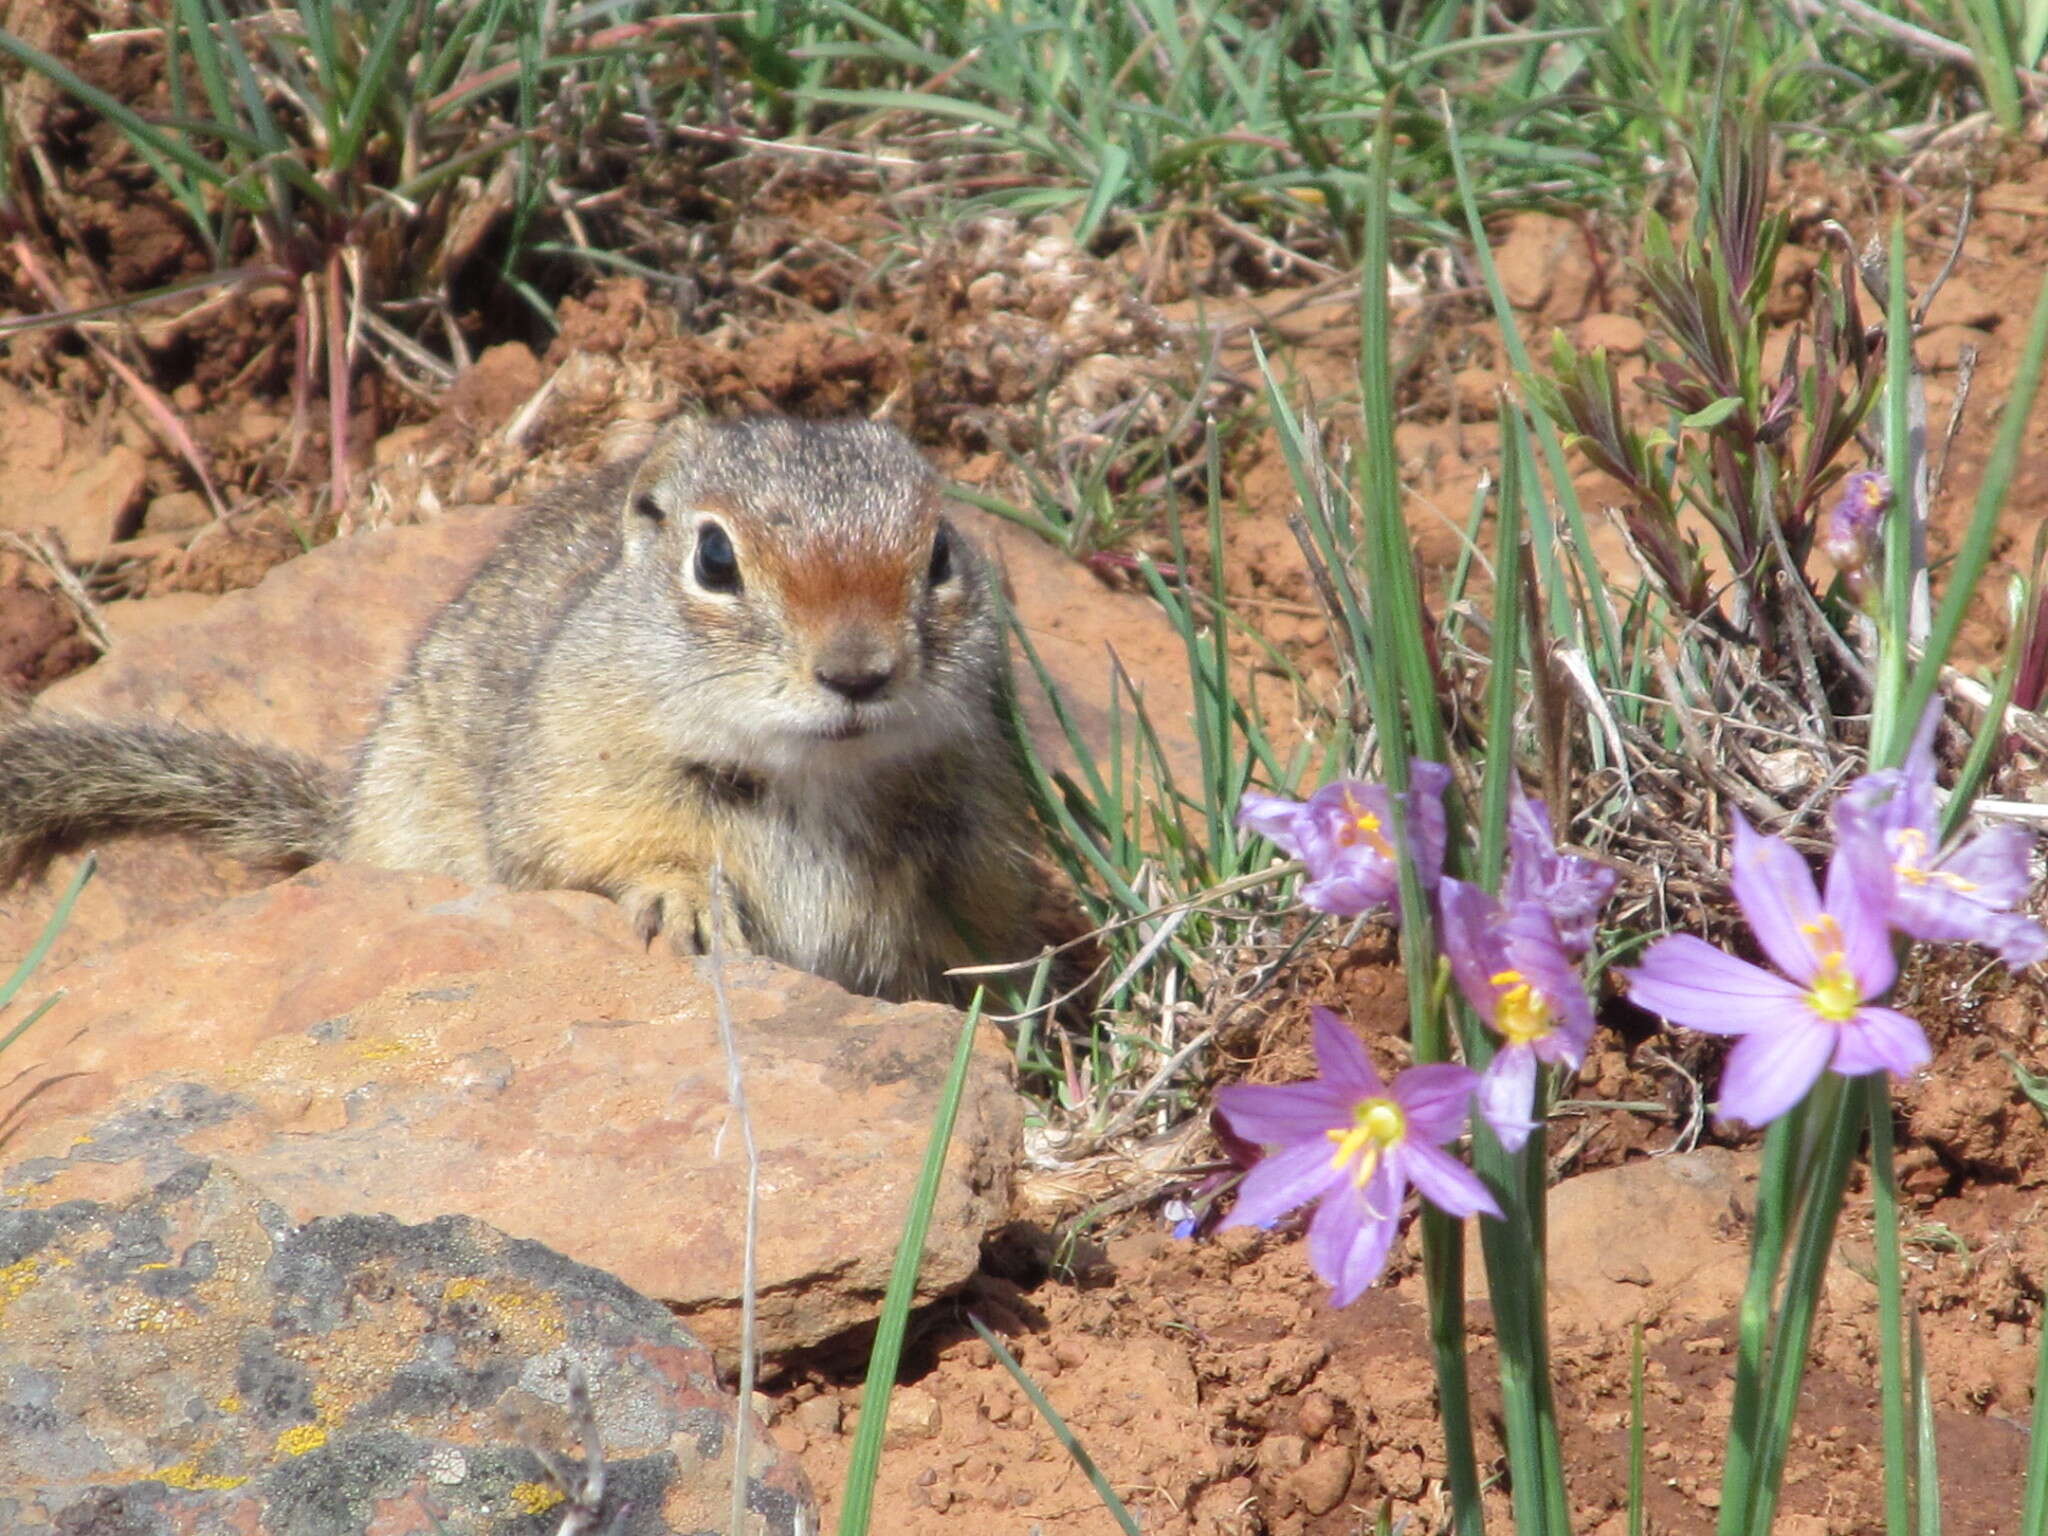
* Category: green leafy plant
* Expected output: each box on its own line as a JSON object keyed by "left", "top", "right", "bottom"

{"left": 1524, "top": 115, "right": 1883, "bottom": 639}
{"left": 0, "top": 0, "right": 687, "bottom": 505}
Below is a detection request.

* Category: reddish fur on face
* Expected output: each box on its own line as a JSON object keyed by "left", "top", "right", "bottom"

{"left": 742, "top": 509, "right": 932, "bottom": 644}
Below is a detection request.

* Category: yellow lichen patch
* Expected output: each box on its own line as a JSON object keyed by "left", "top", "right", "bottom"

{"left": 155, "top": 1460, "right": 249, "bottom": 1492}
{"left": 0, "top": 1255, "right": 43, "bottom": 1310}
{"left": 218, "top": 1395, "right": 243, "bottom": 1413}
{"left": 274, "top": 1424, "right": 328, "bottom": 1457}
{"left": 486, "top": 1287, "right": 567, "bottom": 1343}
{"left": 511, "top": 1481, "right": 566, "bottom": 1515}
{"left": 442, "top": 1276, "right": 486, "bottom": 1303}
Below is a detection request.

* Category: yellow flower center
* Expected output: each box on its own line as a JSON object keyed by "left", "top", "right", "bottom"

{"left": 1335, "top": 789, "right": 1395, "bottom": 858}
{"left": 1800, "top": 914, "right": 1861, "bottom": 1022}
{"left": 1891, "top": 827, "right": 1978, "bottom": 894}
{"left": 1327, "top": 1096, "right": 1406, "bottom": 1187}
{"left": 1491, "top": 968, "right": 1554, "bottom": 1044}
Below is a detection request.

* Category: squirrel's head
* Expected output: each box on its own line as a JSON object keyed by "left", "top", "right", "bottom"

{"left": 618, "top": 415, "right": 1004, "bottom": 773}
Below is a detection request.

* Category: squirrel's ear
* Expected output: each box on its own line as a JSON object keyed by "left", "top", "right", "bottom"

{"left": 621, "top": 474, "right": 673, "bottom": 558}
{"left": 623, "top": 417, "right": 715, "bottom": 556}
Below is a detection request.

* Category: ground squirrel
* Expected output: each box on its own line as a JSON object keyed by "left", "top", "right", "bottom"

{"left": 0, "top": 415, "right": 1040, "bottom": 1002}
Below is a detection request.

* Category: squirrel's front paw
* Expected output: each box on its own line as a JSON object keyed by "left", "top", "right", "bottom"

{"left": 622, "top": 875, "right": 753, "bottom": 960}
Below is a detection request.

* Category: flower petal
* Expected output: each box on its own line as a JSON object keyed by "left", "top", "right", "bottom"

{"left": 1223, "top": 1139, "right": 1338, "bottom": 1231}
{"left": 1399, "top": 1140, "right": 1503, "bottom": 1221}
{"left": 1498, "top": 900, "right": 1595, "bottom": 1063}
{"left": 1830, "top": 1006, "right": 1933, "bottom": 1079}
{"left": 1982, "top": 909, "right": 2048, "bottom": 969}
{"left": 1310, "top": 1006, "right": 1387, "bottom": 1098}
{"left": 1237, "top": 789, "right": 1309, "bottom": 858}
{"left": 1215, "top": 1081, "right": 1354, "bottom": 1146}
{"left": 1409, "top": 759, "right": 1453, "bottom": 798}
{"left": 1503, "top": 790, "right": 1617, "bottom": 956}
{"left": 1299, "top": 868, "right": 1397, "bottom": 917}
{"left": 1822, "top": 844, "right": 1896, "bottom": 998}
{"left": 1936, "top": 825, "right": 2035, "bottom": 909}
{"left": 1437, "top": 878, "right": 1503, "bottom": 1027}
{"left": 1730, "top": 812, "right": 1825, "bottom": 984}
{"left": 1477, "top": 1047, "right": 1538, "bottom": 1153}
{"left": 1625, "top": 936, "right": 1808, "bottom": 1034}
{"left": 1402, "top": 761, "right": 1452, "bottom": 892}
{"left": 1832, "top": 773, "right": 1907, "bottom": 901}
{"left": 1717, "top": 1015, "right": 1835, "bottom": 1126}
{"left": 1393, "top": 1062, "right": 1481, "bottom": 1144}
{"left": 1311, "top": 1179, "right": 1399, "bottom": 1307}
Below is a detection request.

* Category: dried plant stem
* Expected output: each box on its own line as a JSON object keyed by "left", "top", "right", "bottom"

{"left": 7, "top": 240, "right": 230, "bottom": 521}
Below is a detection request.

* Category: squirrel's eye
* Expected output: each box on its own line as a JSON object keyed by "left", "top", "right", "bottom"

{"left": 694, "top": 522, "right": 741, "bottom": 593}
{"left": 927, "top": 525, "right": 953, "bottom": 587}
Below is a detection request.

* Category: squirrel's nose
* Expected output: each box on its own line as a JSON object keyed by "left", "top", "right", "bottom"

{"left": 816, "top": 663, "right": 895, "bottom": 703}
{"left": 813, "top": 632, "right": 898, "bottom": 703}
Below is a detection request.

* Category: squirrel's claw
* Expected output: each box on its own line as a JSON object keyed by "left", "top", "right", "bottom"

{"left": 625, "top": 876, "right": 753, "bottom": 962}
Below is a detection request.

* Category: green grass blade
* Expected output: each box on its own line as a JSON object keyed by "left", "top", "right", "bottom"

{"left": 1357, "top": 97, "right": 1494, "bottom": 1536}
{"left": 1716, "top": 1089, "right": 1809, "bottom": 1535}
{"left": 1477, "top": 409, "right": 1527, "bottom": 886}
{"left": 1072, "top": 143, "right": 1131, "bottom": 244}
{"left": 333, "top": 0, "right": 419, "bottom": 169}
{"left": 0, "top": 27, "right": 258, "bottom": 207}
{"left": 835, "top": 992, "right": 986, "bottom": 1536}
{"left": 1900, "top": 259, "right": 2048, "bottom": 750}
{"left": 1911, "top": 1308, "right": 1941, "bottom": 1536}
{"left": 172, "top": 0, "right": 236, "bottom": 133}
{"left": 1868, "top": 1074, "right": 1912, "bottom": 1535}
{"left": 1441, "top": 99, "right": 1622, "bottom": 679}
{"left": 968, "top": 1315, "right": 1142, "bottom": 1535}
{"left": 2020, "top": 1263, "right": 2048, "bottom": 1534}
{"left": 1875, "top": 214, "right": 1916, "bottom": 766}
{"left": 1740, "top": 1073, "right": 1862, "bottom": 1535}
{"left": 0, "top": 854, "right": 95, "bottom": 1013}
{"left": 1629, "top": 1322, "right": 1647, "bottom": 1536}
{"left": 0, "top": 991, "right": 64, "bottom": 1059}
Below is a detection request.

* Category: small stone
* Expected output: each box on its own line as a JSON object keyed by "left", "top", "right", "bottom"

{"left": 1285, "top": 1443, "right": 1355, "bottom": 1516}
{"left": 231, "top": 403, "right": 288, "bottom": 451}
{"left": 1258, "top": 1434, "right": 1310, "bottom": 1479}
{"left": 794, "top": 1396, "right": 843, "bottom": 1438}
{"left": 885, "top": 1387, "right": 942, "bottom": 1443}
{"left": 143, "top": 490, "right": 212, "bottom": 535}
{"left": 440, "top": 342, "right": 543, "bottom": 434}
{"left": 1295, "top": 1391, "right": 1336, "bottom": 1440}
{"left": 18, "top": 442, "right": 149, "bottom": 561}
{"left": 1576, "top": 312, "right": 1647, "bottom": 355}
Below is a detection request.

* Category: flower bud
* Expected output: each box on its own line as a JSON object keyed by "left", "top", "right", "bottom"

{"left": 1822, "top": 470, "right": 1890, "bottom": 578}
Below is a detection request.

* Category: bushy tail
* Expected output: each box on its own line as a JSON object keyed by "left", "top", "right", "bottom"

{"left": 0, "top": 716, "right": 342, "bottom": 873}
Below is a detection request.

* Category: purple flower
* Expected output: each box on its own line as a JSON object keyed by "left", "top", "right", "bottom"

{"left": 1503, "top": 791, "right": 1618, "bottom": 957}
{"left": 1833, "top": 708, "right": 2047, "bottom": 968}
{"left": 1821, "top": 469, "right": 1889, "bottom": 578}
{"left": 1625, "top": 812, "right": 1931, "bottom": 1126}
{"left": 1216, "top": 1006, "right": 1500, "bottom": 1305}
{"left": 1439, "top": 878, "right": 1596, "bottom": 1151}
{"left": 1238, "top": 762, "right": 1451, "bottom": 918}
